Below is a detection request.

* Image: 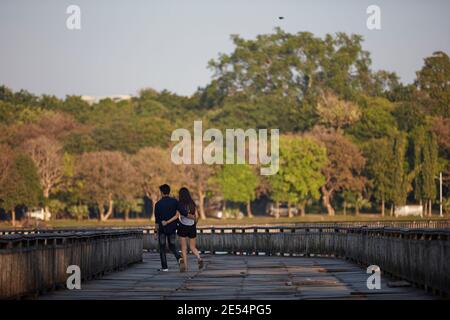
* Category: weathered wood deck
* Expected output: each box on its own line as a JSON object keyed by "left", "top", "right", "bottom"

{"left": 40, "top": 252, "right": 436, "bottom": 300}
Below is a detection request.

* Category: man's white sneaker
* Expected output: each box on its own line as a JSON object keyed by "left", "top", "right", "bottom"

{"left": 158, "top": 268, "right": 169, "bottom": 272}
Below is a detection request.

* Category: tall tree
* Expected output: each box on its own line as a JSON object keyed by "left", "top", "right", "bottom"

{"left": 422, "top": 132, "right": 439, "bottom": 216}
{"left": 415, "top": 51, "right": 450, "bottom": 117}
{"left": 364, "top": 138, "right": 392, "bottom": 216}
{"left": 202, "top": 29, "right": 376, "bottom": 132}
{"left": 413, "top": 127, "right": 439, "bottom": 216}
{"left": 23, "top": 136, "right": 65, "bottom": 218}
{"left": 387, "top": 132, "right": 417, "bottom": 215}
{"left": 311, "top": 127, "right": 366, "bottom": 215}
{"left": 431, "top": 117, "right": 450, "bottom": 190}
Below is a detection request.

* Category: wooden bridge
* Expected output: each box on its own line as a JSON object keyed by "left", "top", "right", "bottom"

{"left": 39, "top": 252, "right": 435, "bottom": 300}
{"left": 1, "top": 222, "right": 449, "bottom": 300}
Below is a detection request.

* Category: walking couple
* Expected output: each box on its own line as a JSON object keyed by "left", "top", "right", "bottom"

{"left": 154, "top": 184, "right": 203, "bottom": 272}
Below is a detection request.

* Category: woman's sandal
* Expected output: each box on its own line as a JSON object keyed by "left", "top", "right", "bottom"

{"left": 179, "top": 258, "right": 186, "bottom": 272}
{"left": 198, "top": 259, "right": 204, "bottom": 270}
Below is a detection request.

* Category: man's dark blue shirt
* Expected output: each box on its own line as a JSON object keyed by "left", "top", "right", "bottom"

{"left": 154, "top": 196, "right": 188, "bottom": 234}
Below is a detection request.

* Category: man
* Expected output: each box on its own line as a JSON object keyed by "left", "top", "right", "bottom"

{"left": 154, "top": 184, "right": 185, "bottom": 271}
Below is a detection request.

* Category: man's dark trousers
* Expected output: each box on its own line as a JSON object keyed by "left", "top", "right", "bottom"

{"left": 158, "top": 231, "right": 181, "bottom": 269}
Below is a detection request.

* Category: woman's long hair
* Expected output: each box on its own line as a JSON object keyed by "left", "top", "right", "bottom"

{"left": 179, "top": 187, "right": 196, "bottom": 216}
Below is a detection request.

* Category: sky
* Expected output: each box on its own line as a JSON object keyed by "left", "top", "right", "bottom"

{"left": 0, "top": 0, "right": 449, "bottom": 98}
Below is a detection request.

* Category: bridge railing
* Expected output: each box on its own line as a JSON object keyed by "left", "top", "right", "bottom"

{"left": 142, "top": 226, "right": 450, "bottom": 295}
{"left": 1, "top": 219, "right": 449, "bottom": 236}
{"left": 1, "top": 223, "right": 449, "bottom": 298}
{"left": 0, "top": 229, "right": 143, "bottom": 299}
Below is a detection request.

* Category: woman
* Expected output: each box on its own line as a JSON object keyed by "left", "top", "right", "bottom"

{"left": 162, "top": 187, "right": 203, "bottom": 272}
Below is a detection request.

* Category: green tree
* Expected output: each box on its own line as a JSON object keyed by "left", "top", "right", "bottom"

{"left": 270, "top": 135, "right": 327, "bottom": 217}
{"left": 0, "top": 85, "right": 15, "bottom": 103}
{"left": 348, "top": 96, "right": 397, "bottom": 141}
{"left": 431, "top": 117, "right": 450, "bottom": 191}
{"left": 0, "top": 101, "right": 16, "bottom": 124}
{"left": 415, "top": 51, "right": 450, "bottom": 117}
{"left": 38, "top": 94, "right": 63, "bottom": 110}
{"left": 392, "top": 101, "right": 426, "bottom": 132}
{"left": 116, "top": 198, "right": 143, "bottom": 221}
{"left": 342, "top": 191, "right": 370, "bottom": 216}
{"left": 47, "top": 199, "right": 66, "bottom": 219}
{"left": 364, "top": 138, "right": 392, "bottom": 216}
{"left": 13, "top": 89, "right": 39, "bottom": 107}
{"left": 215, "top": 164, "right": 259, "bottom": 217}
{"left": 88, "top": 100, "right": 173, "bottom": 153}
{"left": 269, "top": 172, "right": 299, "bottom": 218}
{"left": 67, "top": 205, "right": 89, "bottom": 221}
{"left": 202, "top": 29, "right": 377, "bottom": 132}
{"left": 412, "top": 127, "right": 439, "bottom": 216}
{"left": 369, "top": 70, "right": 402, "bottom": 99}
{"left": 0, "top": 153, "right": 43, "bottom": 225}
{"left": 387, "top": 132, "right": 417, "bottom": 215}
{"left": 61, "top": 95, "right": 91, "bottom": 121}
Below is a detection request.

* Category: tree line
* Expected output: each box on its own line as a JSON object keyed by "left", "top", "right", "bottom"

{"left": 0, "top": 29, "right": 449, "bottom": 224}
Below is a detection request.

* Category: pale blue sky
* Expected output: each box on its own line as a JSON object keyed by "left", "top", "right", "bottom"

{"left": 0, "top": 0, "right": 449, "bottom": 98}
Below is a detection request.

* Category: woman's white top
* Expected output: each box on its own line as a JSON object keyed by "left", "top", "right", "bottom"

{"left": 179, "top": 205, "right": 195, "bottom": 226}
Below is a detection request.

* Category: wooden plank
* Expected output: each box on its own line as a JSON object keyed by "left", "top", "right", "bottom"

{"left": 40, "top": 252, "right": 438, "bottom": 300}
